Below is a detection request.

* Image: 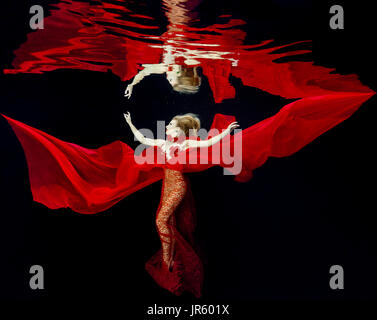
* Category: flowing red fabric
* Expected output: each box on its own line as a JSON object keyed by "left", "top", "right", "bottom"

{"left": 2, "top": 0, "right": 372, "bottom": 104}
{"left": 2, "top": 89, "right": 374, "bottom": 215}
{"left": 1, "top": 89, "right": 374, "bottom": 297}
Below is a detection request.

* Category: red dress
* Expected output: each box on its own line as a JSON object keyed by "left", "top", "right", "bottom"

{"left": 145, "top": 134, "right": 204, "bottom": 297}
{"left": 146, "top": 167, "right": 203, "bottom": 297}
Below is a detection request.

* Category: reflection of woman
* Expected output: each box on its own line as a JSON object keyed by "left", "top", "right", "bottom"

{"left": 124, "top": 111, "right": 238, "bottom": 272}
{"left": 1, "top": 0, "right": 245, "bottom": 103}
{"left": 124, "top": 0, "right": 238, "bottom": 98}
{"left": 124, "top": 63, "right": 202, "bottom": 97}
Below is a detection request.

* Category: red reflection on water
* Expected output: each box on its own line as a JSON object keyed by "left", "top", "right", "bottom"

{"left": 3, "top": 0, "right": 373, "bottom": 103}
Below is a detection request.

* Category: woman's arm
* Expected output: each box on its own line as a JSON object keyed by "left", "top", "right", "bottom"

{"left": 124, "top": 112, "right": 165, "bottom": 147}
{"left": 125, "top": 64, "right": 168, "bottom": 98}
{"left": 184, "top": 121, "right": 239, "bottom": 149}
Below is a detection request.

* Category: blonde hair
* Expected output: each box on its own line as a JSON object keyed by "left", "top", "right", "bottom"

{"left": 173, "top": 113, "right": 201, "bottom": 136}
{"left": 172, "top": 66, "right": 201, "bottom": 94}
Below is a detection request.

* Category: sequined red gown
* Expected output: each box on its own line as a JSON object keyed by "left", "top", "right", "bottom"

{"left": 146, "top": 168, "right": 203, "bottom": 297}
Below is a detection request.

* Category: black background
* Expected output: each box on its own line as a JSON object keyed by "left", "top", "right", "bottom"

{"left": 0, "top": 0, "right": 376, "bottom": 309}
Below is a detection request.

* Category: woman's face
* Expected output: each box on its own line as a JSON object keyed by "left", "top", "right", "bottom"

{"left": 166, "top": 118, "right": 183, "bottom": 137}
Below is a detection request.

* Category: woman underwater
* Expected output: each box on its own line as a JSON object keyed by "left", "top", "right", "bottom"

{"left": 124, "top": 111, "right": 238, "bottom": 296}
{"left": 0, "top": 83, "right": 374, "bottom": 297}
{"left": 125, "top": 111, "right": 238, "bottom": 268}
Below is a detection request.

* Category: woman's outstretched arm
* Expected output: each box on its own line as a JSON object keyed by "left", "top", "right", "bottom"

{"left": 124, "top": 112, "right": 165, "bottom": 147}
{"left": 184, "top": 121, "right": 239, "bottom": 149}
{"left": 124, "top": 64, "right": 167, "bottom": 99}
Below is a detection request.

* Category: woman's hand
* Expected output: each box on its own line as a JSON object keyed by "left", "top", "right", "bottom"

{"left": 124, "top": 111, "right": 132, "bottom": 125}
{"left": 227, "top": 121, "right": 240, "bottom": 133}
{"left": 124, "top": 84, "right": 133, "bottom": 99}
